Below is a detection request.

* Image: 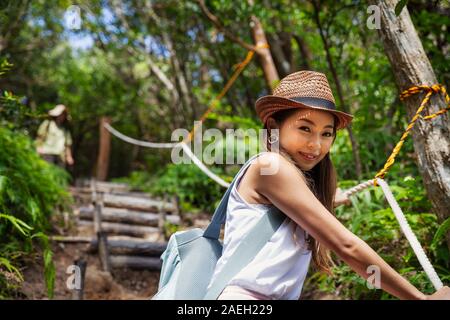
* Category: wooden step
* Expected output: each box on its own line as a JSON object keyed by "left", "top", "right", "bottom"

{"left": 109, "top": 255, "right": 162, "bottom": 270}
{"left": 78, "top": 220, "right": 160, "bottom": 238}
{"left": 77, "top": 206, "right": 180, "bottom": 226}
{"left": 50, "top": 236, "right": 167, "bottom": 256}
{"left": 102, "top": 194, "right": 176, "bottom": 213}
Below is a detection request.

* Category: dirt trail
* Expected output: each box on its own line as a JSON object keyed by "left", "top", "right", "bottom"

{"left": 19, "top": 239, "right": 161, "bottom": 300}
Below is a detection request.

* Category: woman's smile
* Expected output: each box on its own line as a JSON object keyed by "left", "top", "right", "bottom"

{"left": 298, "top": 151, "right": 319, "bottom": 161}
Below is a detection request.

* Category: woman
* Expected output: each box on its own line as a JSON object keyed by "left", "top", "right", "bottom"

{"left": 207, "top": 71, "right": 449, "bottom": 300}
{"left": 36, "top": 104, "right": 74, "bottom": 168}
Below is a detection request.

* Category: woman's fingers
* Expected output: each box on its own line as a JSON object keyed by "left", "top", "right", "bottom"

{"left": 427, "top": 286, "right": 450, "bottom": 300}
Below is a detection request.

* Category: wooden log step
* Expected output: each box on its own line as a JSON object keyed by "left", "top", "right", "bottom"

{"left": 50, "top": 236, "right": 167, "bottom": 256}
{"left": 102, "top": 194, "right": 176, "bottom": 213}
{"left": 72, "top": 188, "right": 154, "bottom": 200}
{"left": 94, "top": 181, "right": 130, "bottom": 193}
{"left": 77, "top": 206, "right": 180, "bottom": 226}
{"left": 50, "top": 235, "right": 155, "bottom": 243}
{"left": 75, "top": 180, "right": 131, "bottom": 193}
{"left": 91, "top": 240, "right": 167, "bottom": 256}
{"left": 109, "top": 255, "right": 162, "bottom": 270}
{"left": 77, "top": 220, "right": 160, "bottom": 238}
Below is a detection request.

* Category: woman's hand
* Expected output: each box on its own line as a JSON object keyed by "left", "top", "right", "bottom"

{"left": 334, "top": 187, "right": 351, "bottom": 207}
{"left": 66, "top": 155, "right": 74, "bottom": 166}
{"left": 426, "top": 286, "right": 450, "bottom": 300}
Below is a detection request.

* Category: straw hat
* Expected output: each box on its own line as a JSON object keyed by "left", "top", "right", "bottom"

{"left": 255, "top": 71, "right": 353, "bottom": 130}
{"left": 48, "top": 104, "right": 67, "bottom": 117}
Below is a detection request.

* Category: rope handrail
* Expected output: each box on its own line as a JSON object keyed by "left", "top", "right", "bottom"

{"left": 373, "top": 84, "right": 449, "bottom": 185}
{"left": 104, "top": 123, "right": 230, "bottom": 188}
{"left": 104, "top": 123, "right": 178, "bottom": 148}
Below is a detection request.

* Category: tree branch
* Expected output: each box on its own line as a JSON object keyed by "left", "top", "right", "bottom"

{"left": 196, "top": 0, "right": 256, "bottom": 52}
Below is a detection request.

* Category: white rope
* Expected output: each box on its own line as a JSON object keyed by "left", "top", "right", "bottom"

{"left": 104, "top": 123, "right": 178, "bottom": 148}
{"left": 179, "top": 142, "right": 230, "bottom": 188}
{"left": 343, "top": 179, "right": 375, "bottom": 198}
{"left": 104, "top": 123, "right": 230, "bottom": 188}
{"left": 375, "top": 178, "right": 443, "bottom": 290}
{"left": 342, "top": 178, "right": 443, "bottom": 290}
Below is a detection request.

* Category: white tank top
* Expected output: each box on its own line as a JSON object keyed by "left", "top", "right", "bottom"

{"left": 207, "top": 152, "right": 312, "bottom": 300}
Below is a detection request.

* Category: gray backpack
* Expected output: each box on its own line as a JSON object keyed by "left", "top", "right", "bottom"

{"left": 151, "top": 153, "right": 285, "bottom": 300}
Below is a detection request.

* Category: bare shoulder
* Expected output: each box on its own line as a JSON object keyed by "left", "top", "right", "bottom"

{"left": 250, "top": 152, "right": 313, "bottom": 205}
{"left": 236, "top": 152, "right": 297, "bottom": 205}
{"left": 252, "top": 152, "right": 307, "bottom": 185}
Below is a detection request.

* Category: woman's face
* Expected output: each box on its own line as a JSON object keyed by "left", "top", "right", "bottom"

{"left": 55, "top": 112, "right": 67, "bottom": 124}
{"left": 273, "top": 108, "right": 336, "bottom": 171}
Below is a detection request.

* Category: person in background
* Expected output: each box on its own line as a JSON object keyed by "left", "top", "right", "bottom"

{"left": 36, "top": 104, "right": 74, "bottom": 169}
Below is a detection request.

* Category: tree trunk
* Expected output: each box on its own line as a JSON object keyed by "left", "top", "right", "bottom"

{"left": 293, "top": 34, "right": 313, "bottom": 71}
{"left": 96, "top": 117, "right": 111, "bottom": 181}
{"left": 266, "top": 33, "right": 291, "bottom": 77}
{"left": 197, "top": 0, "right": 279, "bottom": 92}
{"left": 250, "top": 15, "right": 280, "bottom": 91}
{"left": 371, "top": 0, "right": 450, "bottom": 251}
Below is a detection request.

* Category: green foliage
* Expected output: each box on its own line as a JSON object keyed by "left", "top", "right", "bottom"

{"left": 0, "top": 58, "right": 71, "bottom": 299}
{"left": 395, "top": 0, "right": 409, "bottom": 16}
{"left": 0, "top": 125, "right": 70, "bottom": 299}
{"left": 117, "top": 162, "right": 226, "bottom": 214}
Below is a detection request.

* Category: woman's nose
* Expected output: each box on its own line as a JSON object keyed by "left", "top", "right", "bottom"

{"left": 307, "top": 136, "right": 321, "bottom": 150}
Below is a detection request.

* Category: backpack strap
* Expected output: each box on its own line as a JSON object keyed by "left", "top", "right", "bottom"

{"left": 203, "top": 152, "right": 269, "bottom": 240}
{"left": 203, "top": 206, "right": 285, "bottom": 300}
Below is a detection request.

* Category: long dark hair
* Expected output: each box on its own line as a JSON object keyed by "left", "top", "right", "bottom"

{"left": 265, "top": 108, "right": 338, "bottom": 274}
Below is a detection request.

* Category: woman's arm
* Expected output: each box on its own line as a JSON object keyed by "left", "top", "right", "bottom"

{"left": 65, "top": 146, "right": 74, "bottom": 165}
{"left": 65, "top": 131, "right": 74, "bottom": 165}
{"left": 253, "top": 153, "right": 433, "bottom": 300}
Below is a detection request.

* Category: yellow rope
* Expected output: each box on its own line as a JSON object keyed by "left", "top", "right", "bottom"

{"left": 374, "top": 84, "right": 450, "bottom": 186}
{"left": 183, "top": 43, "right": 270, "bottom": 144}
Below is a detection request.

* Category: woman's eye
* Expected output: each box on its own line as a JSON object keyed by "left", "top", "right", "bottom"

{"left": 323, "top": 132, "right": 333, "bottom": 137}
{"left": 299, "top": 126, "right": 310, "bottom": 132}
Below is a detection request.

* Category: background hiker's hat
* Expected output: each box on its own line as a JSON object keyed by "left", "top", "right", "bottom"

{"left": 48, "top": 104, "right": 67, "bottom": 117}
{"left": 255, "top": 71, "right": 353, "bottom": 130}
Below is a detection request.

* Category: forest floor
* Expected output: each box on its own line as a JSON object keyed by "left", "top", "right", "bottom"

{"left": 18, "top": 227, "right": 161, "bottom": 300}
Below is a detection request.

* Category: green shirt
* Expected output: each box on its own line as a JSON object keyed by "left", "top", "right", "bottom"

{"left": 36, "top": 120, "right": 72, "bottom": 158}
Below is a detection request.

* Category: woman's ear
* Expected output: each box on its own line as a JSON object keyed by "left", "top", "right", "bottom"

{"left": 266, "top": 117, "right": 279, "bottom": 131}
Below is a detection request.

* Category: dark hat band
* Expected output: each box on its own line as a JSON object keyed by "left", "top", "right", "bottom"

{"left": 290, "top": 96, "right": 336, "bottom": 110}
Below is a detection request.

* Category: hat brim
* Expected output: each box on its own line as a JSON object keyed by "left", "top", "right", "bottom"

{"left": 255, "top": 95, "right": 353, "bottom": 130}
{"left": 48, "top": 105, "right": 67, "bottom": 117}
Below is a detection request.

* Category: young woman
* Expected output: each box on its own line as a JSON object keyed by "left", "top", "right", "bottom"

{"left": 208, "top": 71, "right": 449, "bottom": 300}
